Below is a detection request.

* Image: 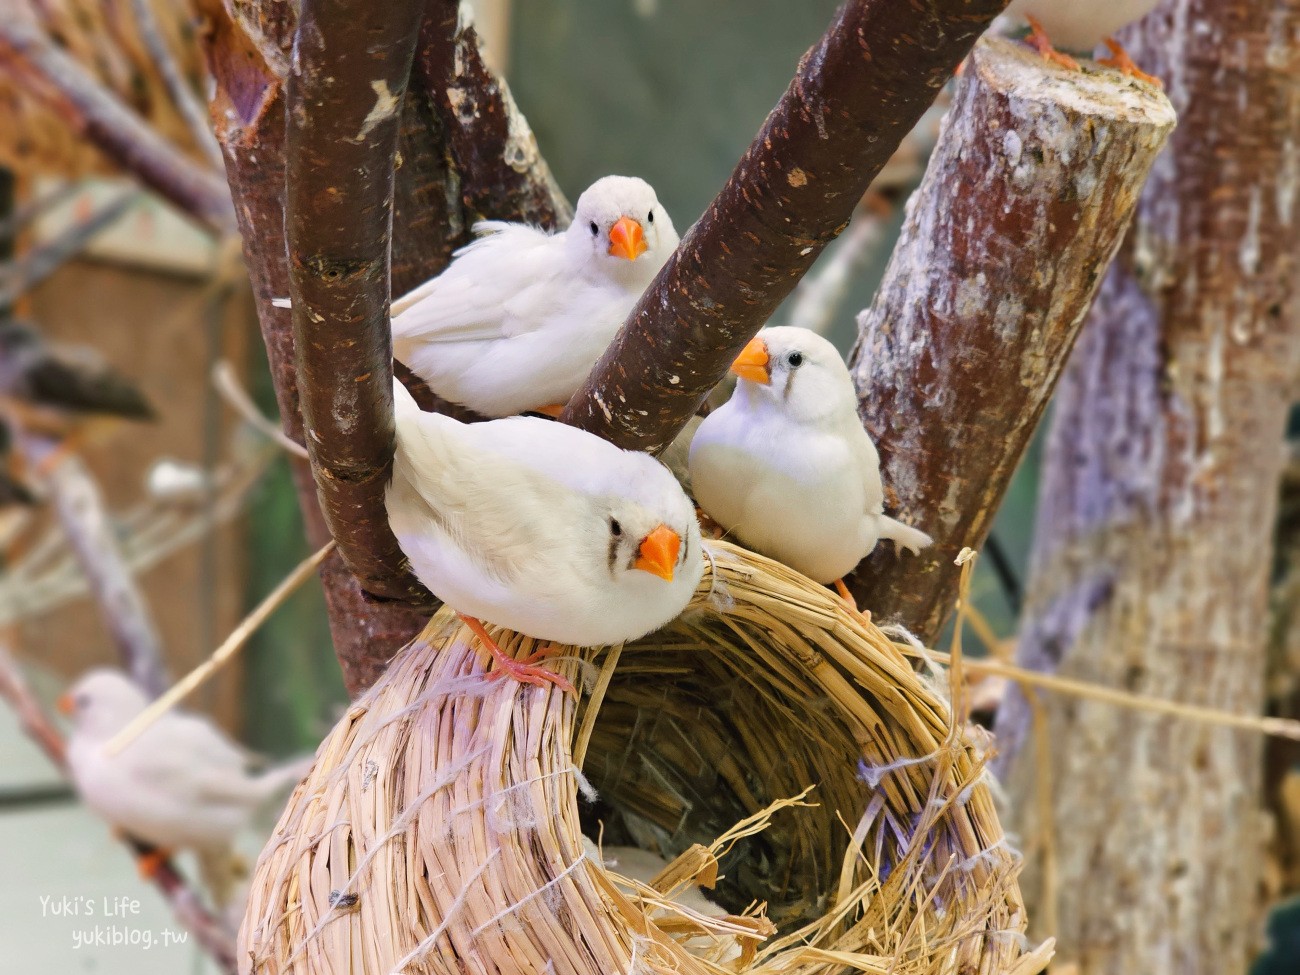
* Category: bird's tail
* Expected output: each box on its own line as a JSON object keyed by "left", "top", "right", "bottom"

{"left": 879, "top": 516, "right": 933, "bottom": 557}
{"left": 249, "top": 754, "right": 314, "bottom": 804}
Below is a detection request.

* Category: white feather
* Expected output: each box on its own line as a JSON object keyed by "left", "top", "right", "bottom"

{"left": 387, "top": 379, "right": 703, "bottom": 646}
{"left": 689, "top": 327, "right": 931, "bottom": 585}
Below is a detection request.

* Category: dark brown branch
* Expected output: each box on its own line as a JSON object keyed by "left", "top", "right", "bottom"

{"left": 285, "top": 0, "right": 429, "bottom": 603}
{"left": 200, "top": 0, "right": 565, "bottom": 693}
{"left": 844, "top": 37, "right": 1175, "bottom": 638}
{"left": 414, "top": 4, "right": 571, "bottom": 230}
{"left": 560, "top": 0, "right": 1009, "bottom": 451}
{"left": 0, "top": 20, "right": 234, "bottom": 234}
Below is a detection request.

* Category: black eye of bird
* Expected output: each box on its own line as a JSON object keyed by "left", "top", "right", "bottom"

{"left": 590, "top": 221, "right": 599, "bottom": 236}
{"left": 647, "top": 210, "right": 654, "bottom": 223}
{"left": 788, "top": 351, "right": 804, "bottom": 368}
{"left": 609, "top": 518, "right": 623, "bottom": 537}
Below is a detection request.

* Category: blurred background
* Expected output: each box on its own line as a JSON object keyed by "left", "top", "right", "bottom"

{"left": 0, "top": 1, "right": 1288, "bottom": 973}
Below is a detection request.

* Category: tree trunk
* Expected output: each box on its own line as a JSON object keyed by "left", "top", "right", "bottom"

{"left": 844, "top": 37, "right": 1174, "bottom": 638}
{"left": 995, "top": 3, "right": 1300, "bottom": 972}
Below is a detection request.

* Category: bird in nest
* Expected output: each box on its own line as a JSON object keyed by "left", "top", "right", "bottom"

{"left": 389, "top": 175, "right": 678, "bottom": 418}
{"left": 59, "top": 669, "right": 312, "bottom": 907}
{"left": 386, "top": 377, "right": 703, "bottom": 692}
{"left": 0, "top": 318, "right": 155, "bottom": 471}
{"left": 1004, "top": 0, "right": 1163, "bottom": 86}
{"left": 689, "top": 327, "right": 930, "bottom": 608}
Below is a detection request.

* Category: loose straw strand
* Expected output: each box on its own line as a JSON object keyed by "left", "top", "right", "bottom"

{"left": 105, "top": 541, "right": 335, "bottom": 755}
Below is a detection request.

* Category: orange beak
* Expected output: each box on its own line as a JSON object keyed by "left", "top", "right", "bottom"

{"left": 634, "top": 524, "right": 680, "bottom": 582}
{"left": 730, "top": 336, "right": 771, "bottom": 385}
{"left": 608, "top": 217, "right": 647, "bottom": 261}
{"left": 56, "top": 692, "right": 75, "bottom": 716}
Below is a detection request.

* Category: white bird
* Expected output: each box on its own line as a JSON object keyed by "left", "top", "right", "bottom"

{"left": 386, "top": 378, "right": 703, "bottom": 691}
{"left": 689, "top": 327, "right": 930, "bottom": 602}
{"left": 391, "top": 175, "right": 678, "bottom": 418}
{"left": 1004, "top": 0, "right": 1162, "bottom": 84}
{"left": 59, "top": 669, "right": 311, "bottom": 902}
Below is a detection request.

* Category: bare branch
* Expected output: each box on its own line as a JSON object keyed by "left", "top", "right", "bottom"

{"left": 844, "top": 38, "right": 1175, "bottom": 638}
{"left": 0, "top": 20, "right": 234, "bottom": 234}
{"left": 126, "top": 0, "right": 226, "bottom": 172}
{"left": 560, "top": 0, "right": 1009, "bottom": 452}
{"left": 21, "top": 438, "right": 170, "bottom": 698}
{"left": 0, "top": 190, "right": 144, "bottom": 307}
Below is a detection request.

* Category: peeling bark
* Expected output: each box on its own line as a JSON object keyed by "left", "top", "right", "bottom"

{"left": 845, "top": 37, "right": 1174, "bottom": 638}
{"left": 0, "top": 20, "right": 234, "bottom": 233}
{"left": 994, "top": 3, "right": 1300, "bottom": 971}
{"left": 561, "top": 0, "right": 1009, "bottom": 453}
{"left": 201, "top": 0, "right": 563, "bottom": 693}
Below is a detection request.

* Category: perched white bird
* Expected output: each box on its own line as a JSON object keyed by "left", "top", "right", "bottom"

{"left": 391, "top": 175, "right": 678, "bottom": 418}
{"left": 59, "top": 669, "right": 311, "bottom": 902}
{"left": 386, "top": 378, "right": 703, "bottom": 690}
{"left": 1004, "top": 0, "right": 1162, "bottom": 84}
{"left": 689, "top": 327, "right": 930, "bottom": 601}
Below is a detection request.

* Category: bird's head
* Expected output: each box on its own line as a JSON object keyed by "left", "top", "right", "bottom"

{"left": 729, "top": 326, "right": 857, "bottom": 424}
{"left": 57, "top": 668, "right": 147, "bottom": 738}
{"left": 568, "top": 176, "right": 677, "bottom": 278}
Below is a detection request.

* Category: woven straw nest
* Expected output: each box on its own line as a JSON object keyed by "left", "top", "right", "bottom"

{"left": 241, "top": 542, "right": 1052, "bottom": 975}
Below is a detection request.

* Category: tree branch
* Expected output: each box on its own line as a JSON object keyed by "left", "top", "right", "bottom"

{"left": 126, "top": 0, "right": 226, "bottom": 173}
{"left": 844, "top": 37, "right": 1175, "bottom": 638}
{"left": 201, "top": 0, "right": 565, "bottom": 692}
{"left": 285, "top": 0, "right": 429, "bottom": 604}
{"left": 21, "top": 439, "right": 171, "bottom": 698}
{"left": 0, "top": 20, "right": 234, "bottom": 234}
{"left": 560, "top": 0, "right": 1008, "bottom": 451}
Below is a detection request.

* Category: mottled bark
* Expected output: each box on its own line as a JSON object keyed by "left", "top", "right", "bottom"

{"left": 561, "top": 0, "right": 1009, "bottom": 452}
{"left": 995, "top": 3, "right": 1300, "bottom": 972}
{"left": 845, "top": 37, "right": 1174, "bottom": 638}
{"left": 201, "top": 0, "right": 563, "bottom": 693}
{"left": 0, "top": 20, "right": 234, "bottom": 233}
{"left": 285, "top": 0, "right": 429, "bottom": 604}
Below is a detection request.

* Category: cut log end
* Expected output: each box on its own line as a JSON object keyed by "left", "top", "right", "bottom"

{"left": 975, "top": 36, "right": 1175, "bottom": 129}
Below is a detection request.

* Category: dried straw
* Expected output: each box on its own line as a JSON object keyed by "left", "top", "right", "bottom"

{"left": 241, "top": 542, "right": 1050, "bottom": 975}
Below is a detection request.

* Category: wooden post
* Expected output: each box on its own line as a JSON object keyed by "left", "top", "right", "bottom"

{"left": 995, "top": 2, "right": 1300, "bottom": 970}
{"left": 845, "top": 37, "right": 1175, "bottom": 638}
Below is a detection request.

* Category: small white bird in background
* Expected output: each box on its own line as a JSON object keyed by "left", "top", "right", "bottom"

{"left": 60, "top": 669, "right": 312, "bottom": 904}
{"left": 1003, "top": 0, "right": 1162, "bottom": 86}
{"left": 386, "top": 378, "right": 703, "bottom": 691}
{"left": 391, "top": 175, "right": 679, "bottom": 418}
{"left": 689, "top": 327, "right": 930, "bottom": 605}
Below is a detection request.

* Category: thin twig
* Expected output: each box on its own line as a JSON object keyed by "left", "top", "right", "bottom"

{"left": 783, "top": 201, "right": 891, "bottom": 337}
{"left": 912, "top": 648, "right": 1300, "bottom": 742}
{"left": 105, "top": 541, "right": 335, "bottom": 755}
{"left": 0, "top": 639, "right": 66, "bottom": 766}
{"left": 21, "top": 437, "right": 169, "bottom": 698}
{"left": 0, "top": 20, "right": 234, "bottom": 233}
{"left": 0, "top": 181, "right": 79, "bottom": 243}
{"left": 211, "top": 360, "right": 308, "bottom": 459}
{"left": 126, "top": 0, "right": 225, "bottom": 172}
{"left": 0, "top": 190, "right": 144, "bottom": 307}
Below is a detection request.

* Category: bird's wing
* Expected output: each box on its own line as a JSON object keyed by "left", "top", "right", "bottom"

{"left": 392, "top": 404, "right": 573, "bottom": 586}
{"left": 391, "top": 223, "right": 566, "bottom": 345}
{"left": 130, "top": 714, "right": 265, "bottom": 807}
{"left": 853, "top": 428, "right": 887, "bottom": 517}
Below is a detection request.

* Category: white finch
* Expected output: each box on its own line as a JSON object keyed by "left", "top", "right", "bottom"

{"left": 689, "top": 327, "right": 930, "bottom": 598}
{"left": 59, "top": 669, "right": 311, "bottom": 901}
{"left": 386, "top": 378, "right": 703, "bottom": 690}
{"left": 391, "top": 175, "right": 678, "bottom": 418}
{"left": 1004, "top": 0, "right": 1161, "bottom": 84}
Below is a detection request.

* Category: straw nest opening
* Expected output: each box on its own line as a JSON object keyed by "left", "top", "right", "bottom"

{"left": 240, "top": 542, "right": 1051, "bottom": 975}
